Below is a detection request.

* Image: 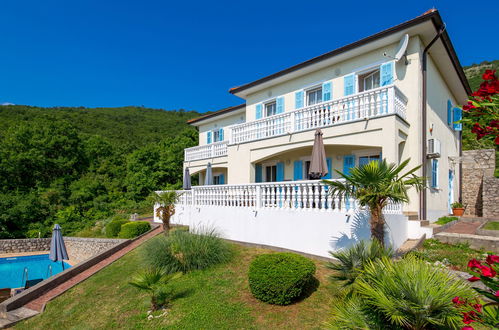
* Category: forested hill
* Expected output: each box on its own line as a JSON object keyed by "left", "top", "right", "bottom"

{"left": 0, "top": 105, "right": 201, "bottom": 239}
{"left": 463, "top": 60, "right": 499, "bottom": 91}
{"left": 0, "top": 105, "right": 199, "bottom": 149}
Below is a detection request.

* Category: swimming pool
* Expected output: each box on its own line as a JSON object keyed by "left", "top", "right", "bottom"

{"left": 0, "top": 254, "right": 71, "bottom": 289}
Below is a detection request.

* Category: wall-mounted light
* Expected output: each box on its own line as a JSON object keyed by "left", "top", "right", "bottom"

{"left": 429, "top": 123, "right": 434, "bottom": 135}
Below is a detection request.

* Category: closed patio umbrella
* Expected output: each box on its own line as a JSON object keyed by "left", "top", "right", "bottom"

{"left": 183, "top": 167, "right": 191, "bottom": 190}
{"left": 204, "top": 162, "right": 213, "bottom": 185}
{"left": 49, "top": 224, "right": 69, "bottom": 270}
{"left": 308, "top": 129, "right": 328, "bottom": 179}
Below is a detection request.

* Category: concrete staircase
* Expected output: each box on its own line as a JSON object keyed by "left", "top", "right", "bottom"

{"left": 0, "top": 307, "right": 38, "bottom": 329}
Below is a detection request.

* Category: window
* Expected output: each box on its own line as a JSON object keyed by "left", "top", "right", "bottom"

{"left": 431, "top": 159, "right": 439, "bottom": 188}
{"left": 359, "top": 155, "right": 380, "bottom": 167}
{"left": 359, "top": 69, "right": 380, "bottom": 92}
{"left": 213, "top": 175, "right": 220, "bottom": 185}
{"left": 265, "top": 165, "right": 277, "bottom": 182}
{"left": 213, "top": 130, "right": 221, "bottom": 142}
{"left": 265, "top": 101, "right": 277, "bottom": 117}
{"left": 307, "top": 87, "right": 322, "bottom": 106}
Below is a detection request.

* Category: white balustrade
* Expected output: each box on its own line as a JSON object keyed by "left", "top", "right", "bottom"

{"left": 184, "top": 141, "right": 228, "bottom": 162}
{"left": 230, "top": 85, "right": 407, "bottom": 145}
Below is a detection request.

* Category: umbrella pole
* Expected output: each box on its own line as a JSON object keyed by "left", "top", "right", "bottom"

{"left": 62, "top": 261, "right": 65, "bottom": 271}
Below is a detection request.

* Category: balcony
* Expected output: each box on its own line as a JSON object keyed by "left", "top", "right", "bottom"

{"left": 184, "top": 141, "right": 228, "bottom": 162}
{"left": 230, "top": 85, "right": 407, "bottom": 144}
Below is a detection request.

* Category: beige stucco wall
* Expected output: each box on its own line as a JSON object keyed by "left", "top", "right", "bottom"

{"left": 198, "top": 111, "right": 245, "bottom": 146}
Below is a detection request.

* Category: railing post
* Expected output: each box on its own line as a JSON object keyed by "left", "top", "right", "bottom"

{"left": 290, "top": 112, "right": 296, "bottom": 133}
{"left": 256, "top": 185, "right": 262, "bottom": 209}
{"left": 387, "top": 86, "right": 395, "bottom": 114}
{"left": 191, "top": 189, "right": 196, "bottom": 207}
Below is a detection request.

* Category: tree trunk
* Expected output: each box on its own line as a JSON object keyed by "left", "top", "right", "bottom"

{"left": 370, "top": 206, "right": 385, "bottom": 246}
{"left": 161, "top": 205, "right": 175, "bottom": 236}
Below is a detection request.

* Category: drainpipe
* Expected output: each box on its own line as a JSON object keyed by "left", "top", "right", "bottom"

{"left": 420, "top": 24, "right": 446, "bottom": 221}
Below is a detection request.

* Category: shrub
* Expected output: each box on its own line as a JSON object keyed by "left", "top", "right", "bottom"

{"left": 248, "top": 252, "right": 316, "bottom": 305}
{"left": 327, "top": 240, "right": 393, "bottom": 289}
{"left": 106, "top": 220, "right": 129, "bottom": 238}
{"left": 451, "top": 201, "right": 464, "bottom": 209}
{"left": 118, "top": 221, "right": 150, "bottom": 238}
{"left": 329, "top": 255, "right": 476, "bottom": 329}
{"left": 435, "top": 216, "right": 458, "bottom": 225}
{"left": 143, "top": 227, "right": 233, "bottom": 273}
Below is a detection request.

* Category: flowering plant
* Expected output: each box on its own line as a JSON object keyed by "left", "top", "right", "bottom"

{"left": 453, "top": 255, "right": 499, "bottom": 329}
{"left": 461, "top": 69, "right": 499, "bottom": 145}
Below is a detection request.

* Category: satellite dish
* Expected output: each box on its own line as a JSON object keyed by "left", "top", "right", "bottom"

{"left": 394, "top": 34, "right": 409, "bottom": 64}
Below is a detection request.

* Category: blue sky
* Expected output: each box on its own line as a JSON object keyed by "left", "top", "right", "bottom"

{"left": 0, "top": 0, "right": 497, "bottom": 112}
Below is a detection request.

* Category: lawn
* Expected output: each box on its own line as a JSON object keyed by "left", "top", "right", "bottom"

{"left": 483, "top": 221, "right": 499, "bottom": 230}
{"left": 409, "top": 239, "right": 485, "bottom": 271}
{"left": 16, "top": 237, "right": 334, "bottom": 329}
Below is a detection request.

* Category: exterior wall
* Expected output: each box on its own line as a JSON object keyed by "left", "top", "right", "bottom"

{"left": 0, "top": 238, "right": 50, "bottom": 254}
{"left": 462, "top": 149, "right": 496, "bottom": 216}
{"left": 197, "top": 111, "right": 245, "bottom": 146}
{"left": 169, "top": 206, "right": 409, "bottom": 258}
{"left": 483, "top": 177, "right": 499, "bottom": 218}
{"left": 425, "top": 54, "right": 461, "bottom": 221}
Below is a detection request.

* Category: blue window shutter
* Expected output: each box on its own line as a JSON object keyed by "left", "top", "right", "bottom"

{"left": 276, "top": 97, "right": 284, "bottom": 114}
{"left": 343, "top": 155, "right": 355, "bottom": 175}
{"left": 380, "top": 62, "right": 394, "bottom": 86}
{"left": 255, "top": 165, "right": 262, "bottom": 183}
{"left": 207, "top": 131, "right": 212, "bottom": 144}
{"left": 344, "top": 74, "right": 355, "bottom": 96}
{"left": 447, "top": 100, "right": 453, "bottom": 126}
{"left": 219, "top": 128, "right": 224, "bottom": 141}
{"left": 256, "top": 104, "right": 262, "bottom": 120}
{"left": 323, "top": 158, "right": 332, "bottom": 179}
{"left": 276, "top": 162, "right": 285, "bottom": 181}
{"left": 322, "top": 82, "right": 332, "bottom": 101}
{"left": 295, "top": 91, "right": 304, "bottom": 109}
{"left": 293, "top": 160, "right": 303, "bottom": 180}
{"left": 219, "top": 174, "right": 225, "bottom": 185}
{"left": 453, "top": 107, "right": 462, "bottom": 131}
{"left": 431, "top": 159, "right": 438, "bottom": 188}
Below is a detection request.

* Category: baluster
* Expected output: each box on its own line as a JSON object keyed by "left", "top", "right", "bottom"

{"left": 269, "top": 185, "right": 275, "bottom": 207}
{"left": 349, "top": 196, "right": 355, "bottom": 212}
{"left": 262, "top": 186, "right": 267, "bottom": 208}
{"left": 285, "top": 185, "right": 291, "bottom": 209}
{"left": 320, "top": 184, "right": 327, "bottom": 211}
{"left": 340, "top": 193, "right": 347, "bottom": 213}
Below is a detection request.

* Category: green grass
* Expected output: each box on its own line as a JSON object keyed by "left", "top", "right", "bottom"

{"left": 409, "top": 239, "right": 485, "bottom": 271}
{"left": 434, "top": 216, "right": 458, "bottom": 226}
{"left": 16, "top": 236, "right": 334, "bottom": 329}
{"left": 483, "top": 222, "right": 499, "bottom": 231}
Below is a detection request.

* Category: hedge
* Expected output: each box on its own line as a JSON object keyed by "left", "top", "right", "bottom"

{"left": 248, "top": 252, "right": 316, "bottom": 305}
{"left": 118, "top": 221, "right": 151, "bottom": 239}
{"left": 105, "top": 220, "right": 130, "bottom": 238}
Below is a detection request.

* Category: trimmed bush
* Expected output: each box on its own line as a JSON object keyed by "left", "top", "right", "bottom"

{"left": 143, "top": 227, "right": 233, "bottom": 273}
{"left": 105, "top": 220, "right": 129, "bottom": 238}
{"left": 118, "top": 221, "right": 150, "bottom": 238}
{"left": 248, "top": 252, "right": 316, "bottom": 305}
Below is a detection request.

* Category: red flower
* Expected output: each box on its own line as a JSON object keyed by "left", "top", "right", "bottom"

{"left": 453, "top": 296, "right": 463, "bottom": 304}
{"left": 483, "top": 69, "right": 497, "bottom": 81}
{"left": 467, "top": 259, "right": 482, "bottom": 269}
{"left": 473, "top": 303, "right": 482, "bottom": 313}
{"left": 478, "top": 265, "right": 496, "bottom": 277}
{"left": 486, "top": 255, "right": 499, "bottom": 264}
{"left": 462, "top": 311, "right": 477, "bottom": 324}
{"left": 462, "top": 327, "right": 474, "bottom": 330}
{"left": 468, "top": 276, "right": 481, "bottom": 282}
{"left": 462, "top": 102, "right": 477, "bottom": 111}
{"left": 495, "top": 290, "right": 499, "bottom": 297}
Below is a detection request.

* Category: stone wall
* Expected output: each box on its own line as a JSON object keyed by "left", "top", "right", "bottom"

{"left": 0, "top": 238, "right": 51, "bottom": 254}
{"left": 0, "top": 237, "right": 127, "bottom": 264}
{"left": 63, "top": 237, "right": 127, "bottom": 264}
{"left": 462, "top": 149, "right": 496, "bottom": 216}
{"left": 483, "top": 176, "right": 499, "bottom": 218}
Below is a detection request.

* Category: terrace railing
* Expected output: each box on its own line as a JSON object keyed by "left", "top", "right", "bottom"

{"left": 184, "top": 141, "right": 228, "bottom": 162}
{"left": 230, "top": 85, "right": 407, "bottom": 145}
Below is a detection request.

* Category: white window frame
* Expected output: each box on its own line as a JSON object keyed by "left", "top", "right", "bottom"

{"left": 358, "top": 68, "right": 380, "bottom": 92}
{"left": 264, "top": 100, "right": 277, "bottom": 117}
{"left": 261, "top": 160, "right": 278, "bottom": 182}
{"left": 431, "top": 159, "right": 439, "bottom": 190}
{"left": 212, "top": 129, "right": 221, "bottom": 142}
{"left": 306, "top": 85, "right": 323, "bottom": 106}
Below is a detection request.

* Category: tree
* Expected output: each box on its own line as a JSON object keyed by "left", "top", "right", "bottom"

{"left": 323, "top": 159, "right": 424, "bottom": 245}
{"left": 150, "top": 190, "right": 180, "bottom": 235}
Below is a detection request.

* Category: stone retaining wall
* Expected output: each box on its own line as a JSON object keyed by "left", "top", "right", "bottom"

{"left": 0, "top": 238, "right": 51, "bottom": 254}
{"left": 0, "top": 237, "right": 127, "bottom": 264}
{"left": 63, "top": 237, "right": 127, "bottom": 264}
{"left": 462, "top": 149, "right": 496, "bottom": 216}
{"left": 483, "top": 176, "right": 499, "bottom": 218}
{"left": 435, "top": 232, "right": 499, "bottom": 253}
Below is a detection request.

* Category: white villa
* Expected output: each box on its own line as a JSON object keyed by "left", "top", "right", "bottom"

{"left": 155, "top": 10, "right": 471, "bottom": 257}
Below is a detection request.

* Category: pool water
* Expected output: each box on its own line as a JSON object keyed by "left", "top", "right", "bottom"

{"left": 0, "top": 254, "right": 71, "bottom": 289}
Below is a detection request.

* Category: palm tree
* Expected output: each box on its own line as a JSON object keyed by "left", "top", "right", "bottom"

{"left": 150, "top": 191, "right": 180, "bottom": 235}
{"left": 129, "top": 267, "right": 181, "bottom": 310}
{"left": 323, "top": 158, "right": 424, "bottom": 245}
